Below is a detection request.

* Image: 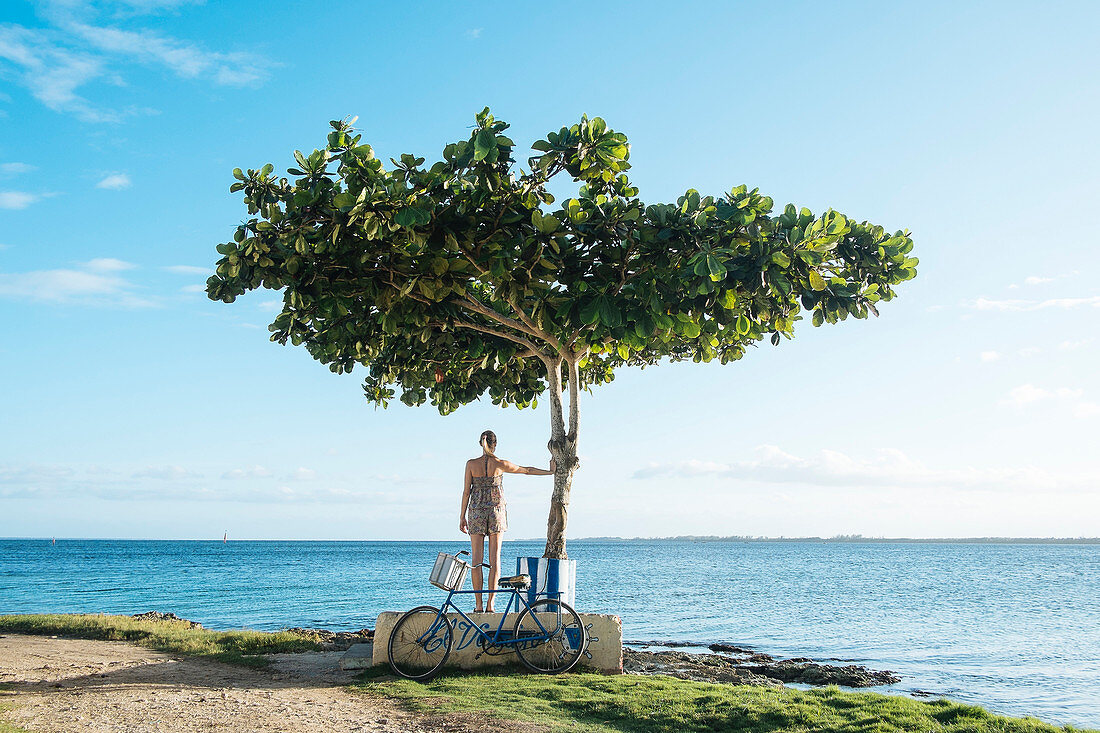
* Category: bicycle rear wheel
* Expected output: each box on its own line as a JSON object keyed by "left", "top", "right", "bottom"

{"left": 513, "top": 598, "right": 586, "bottom": 674}
{"left": 387, "top": 605, "right": 452, "bottom": 680}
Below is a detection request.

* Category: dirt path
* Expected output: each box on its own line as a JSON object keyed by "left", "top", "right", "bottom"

{"left": 0, "top": 633, "right": 533, "bottom": 733}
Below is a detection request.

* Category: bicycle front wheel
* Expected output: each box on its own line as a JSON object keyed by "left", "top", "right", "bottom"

{"left": 513, "top": 598, "right": 586, "bottom": 674}
{"left": 387, "top": 605, "right": 452, "bottom": 680}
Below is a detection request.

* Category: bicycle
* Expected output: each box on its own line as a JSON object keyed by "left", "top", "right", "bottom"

{"left": 387, "top": 550, "right": 587, "bottom": 680}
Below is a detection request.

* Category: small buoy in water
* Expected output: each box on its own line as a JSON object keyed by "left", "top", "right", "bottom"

{"left": 223, "top": 531, "right": 228, "bottom": 544}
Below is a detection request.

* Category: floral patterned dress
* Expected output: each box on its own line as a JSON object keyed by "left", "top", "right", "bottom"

{"left": 467, "top": 455, "right": 507, "bottom": 535}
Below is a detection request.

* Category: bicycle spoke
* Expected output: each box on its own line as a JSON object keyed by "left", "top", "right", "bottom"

{"left": 388, "top": 606, "right": 452, "bottom": 680}
{"left": 513, "top": 599, "right": 586, "bottom": 674}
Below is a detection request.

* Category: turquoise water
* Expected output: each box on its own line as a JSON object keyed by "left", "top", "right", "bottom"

{"left": 1, "top": 539, "right": 1097, "bottom": 727}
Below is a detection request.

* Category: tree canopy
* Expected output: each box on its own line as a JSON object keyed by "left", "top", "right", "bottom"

{"left": 206, "top": 108, "right": 917, "bottom": 417}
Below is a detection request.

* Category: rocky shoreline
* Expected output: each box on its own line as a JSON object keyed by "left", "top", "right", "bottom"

{"left": 623, "top": 646, "right": 899, "bottom": 688}
{"left": 129, "top": 612, "right": 897, "bottom": 687}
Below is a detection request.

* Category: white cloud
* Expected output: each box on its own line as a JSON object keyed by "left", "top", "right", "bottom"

{"left": 96, "top": 172, "right": 131, "bottom": 189}
{"left": 0, "top": 191, "right": 40, "bottom": 209}
{"left": 0, "top": 162, "right": 35, "bottom": 175}
{"left": 131, "top": 465, "right": 199, "bottom": 480}
{"left": 1024, "top": 276, "right": 1053, "bottom": 285}
{"left": 0, "top": 24, "right": 114, "bottom": 121}
{"left": 466, "top": 28, "right": 483, "bottom": 39}
{"left": 631, "top": 445, "right": 1099, "bottom": 493}
{"left": 222, "top": 465, "right": 273, "bottom": 480}
{"left": 179, "top": 283, "right": 204, "bottom": 293}
{"left": 979, "top": 350, "right": 1000, "bottom": 362}
{"left": 1059, "top": 339, "right": 1092, "bottom": 351}
{"left": 1000, "top": 384, "right": 1097, "bottom": 418}
{"left": 0, "top": 460, "right": 427, "bottom": 504}
{"left": 0, "top": 9, "right": 274, "bottom": 122}
{"left": 65, "top": 21, "right": 270, "bottom": 86}
{"left": 289, "top": 467, "right": 316, "bottom": 480}
{"left": 84, "top": 257, "right": 135, "bottom": 272}
{"left": 970, "top": 296, "right": 1100, "bottom": 312}
{"left": 0, "top": 257, "right": 152, "bottom": 306}
{"left": 164, "top": 264, "right": 209, "bottom": 275}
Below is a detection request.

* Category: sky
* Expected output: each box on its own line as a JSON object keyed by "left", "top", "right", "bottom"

{"left": 1, "top": 0, "right": 1098, "bottom": 541}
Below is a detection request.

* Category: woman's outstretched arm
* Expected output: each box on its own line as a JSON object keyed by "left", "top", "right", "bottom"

{"left": 497, "top": 457, "right": 555, "bottom": 476}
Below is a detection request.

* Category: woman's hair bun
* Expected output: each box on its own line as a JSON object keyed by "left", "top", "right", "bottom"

{"left": 480, "top": 430, "right": 497, "bottom": 451}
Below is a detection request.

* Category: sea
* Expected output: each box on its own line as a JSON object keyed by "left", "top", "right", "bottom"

{"left": 1, "top": 539, "right": 1097, "bottom": 728}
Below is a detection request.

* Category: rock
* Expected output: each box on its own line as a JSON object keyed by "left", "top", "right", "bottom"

{"left": 623, "top": 649, "right": 783, "bottom": 688}
{"left": 285, "top": 628, "right": 374, "bottom": 651}
{"left": 707, "top": 643, "right": 750, "bottom": 654}
{"left": 742, "top": 660, "right": 900, "bottom": 687}
{"left": 131, "top": 612, "right": 203, "bottom": 629}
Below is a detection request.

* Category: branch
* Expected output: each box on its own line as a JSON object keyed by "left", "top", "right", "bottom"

{"left": 450, "top": 321, "right": 549, "bottom": 364}
{"left": 502, "top": 292, "right": 565, "bottom": 355}
{"left": 452, "top": 295, "right": 545, "bottom": 343}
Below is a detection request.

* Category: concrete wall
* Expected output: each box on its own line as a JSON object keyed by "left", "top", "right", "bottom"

{"left": 373, "top": 610, "right": 622, "bottom": 674}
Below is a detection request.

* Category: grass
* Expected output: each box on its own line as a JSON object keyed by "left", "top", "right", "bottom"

{"left": 353, "top": 667, "right": 1096, "bottom": 733}
{"left": 0, "top": 687, "right": 30, "bottom": 733}
{"left": 0, "top": 613, "right": 323, "bottom": 667}
{"left": 0, "top": 705, "right": 31, "bottom": 733}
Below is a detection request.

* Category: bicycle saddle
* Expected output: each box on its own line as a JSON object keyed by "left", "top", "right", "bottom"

{"left": 497, "top": 574, "right": 531, "bottom": 589}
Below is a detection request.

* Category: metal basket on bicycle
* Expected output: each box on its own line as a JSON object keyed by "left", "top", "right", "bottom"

{"left": 428, "top": 552, "right": 469, "bottom": 591}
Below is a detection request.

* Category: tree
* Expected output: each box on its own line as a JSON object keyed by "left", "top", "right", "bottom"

{"left": 206, "top": 108, "right": 917, "bottom": 559}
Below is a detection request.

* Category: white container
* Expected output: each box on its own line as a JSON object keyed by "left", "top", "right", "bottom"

{"left": 516, "top": 557, "right": 577, "bottom": 607}
{"left": 429, "top": 552, "right": 469, "bottom": 591}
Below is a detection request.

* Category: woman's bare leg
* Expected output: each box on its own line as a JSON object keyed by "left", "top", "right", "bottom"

{"left": 470, "top": 533, "right": 485, "bottom": 611}
{"left": 486, "top": 532, "right": 502, "bottom": 612}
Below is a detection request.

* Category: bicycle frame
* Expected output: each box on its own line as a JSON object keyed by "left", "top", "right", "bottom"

{"left": 417, "top": 586, "right": 560, "bottom": 650}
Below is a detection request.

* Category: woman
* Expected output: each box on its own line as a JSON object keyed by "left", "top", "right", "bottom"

{"left": 459, "top": 429, "right": 555, "bottom": 613}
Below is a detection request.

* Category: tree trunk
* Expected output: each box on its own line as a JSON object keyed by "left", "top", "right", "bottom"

{"left": 543, "top": 357, "right": 580, "bottom": 560}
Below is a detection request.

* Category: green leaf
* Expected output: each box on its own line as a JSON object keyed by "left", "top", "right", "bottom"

{"left": 579, "top": 298, "right": 600, "bottom": 325}
{"left": 772, "top": 273, "right": 792, "bottom": 295}
{"left": 717, "top": 290, "right": 738, "bottom": 309}
{"left": 809, "top": 271, "right": 827, "bottom": 291}
{"left": 473, "top": 129, "right": 495, "bottom": 161}
{"left": 706, "top": 255, "right": 726, "bottom": 281}
{"left": 532, "top": 210, "right": 558, "bottom": 235}
{"left": 735, "top": 315, "right": 751, "bottom": 335}
{"left": 772, "top": 252, "right": 791, "bottom": 268}
{"left": 598, "top": 296, "right": 620, "bottom": 327}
